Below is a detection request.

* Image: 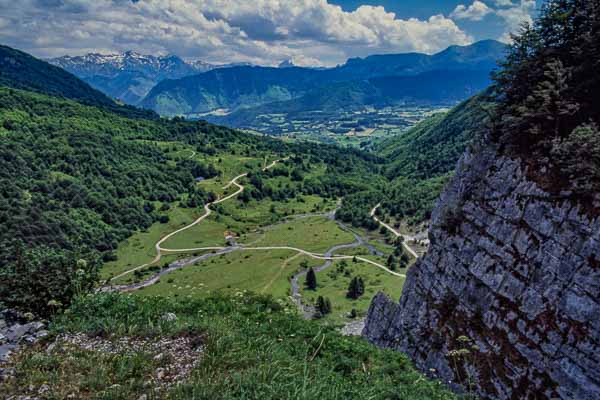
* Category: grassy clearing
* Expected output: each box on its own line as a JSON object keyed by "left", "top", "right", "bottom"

{"left": 301, "top": 259, "right": 405, "bottom": 324}
{"left": 242, "top": 216, "right": 355, "bottom": 254}
{"left": 101, "top": 206, "right": 199, "bottom": 280}
{"left": 159, "top": 215, "right": 230, "bottom": 250}
{"left": 0, "top": 294, "right": 457, "bottom": 399}
{"left": 135, "top": 249, "right": 297, "bottom": 299}
{"left": 220, "top": 195, "right": 335, "bottom": 227}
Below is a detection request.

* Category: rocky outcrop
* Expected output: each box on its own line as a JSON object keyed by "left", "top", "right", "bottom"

{"left": 363, "top": 143, "right": 600, "bottom": 399}
{"left": 0, "top": 309, "right": 48, "bottom": 365}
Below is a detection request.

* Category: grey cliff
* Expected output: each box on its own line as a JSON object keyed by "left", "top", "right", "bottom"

{"left": 363, "top": 142, "right": 600, "bottom": 399}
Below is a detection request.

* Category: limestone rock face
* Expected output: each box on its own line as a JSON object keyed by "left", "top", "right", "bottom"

{"left": 363, "top": 143, "right": 600, "bottom": 400}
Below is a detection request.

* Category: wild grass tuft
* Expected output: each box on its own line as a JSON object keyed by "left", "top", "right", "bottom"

{"left": 2, "top": 293, "right": 458, "bottom": 399}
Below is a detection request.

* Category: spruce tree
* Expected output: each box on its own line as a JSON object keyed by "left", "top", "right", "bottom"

{"left": 357, "top": 277, "right": 365, "bottom": 297}
{"left": 305, "top": 267, "right": 317, "bottom": 290}
{"left": 315, "top": 296, "right": 332, "bottom": 315}
{"left": 387, "top": 254, "right": 396, "bottom": 267}
{"left": 324, "top": 298, "right": 332, "bottom": 314}
{"left": 401, "top": 253, "right": 410, "bottom": 264}
{"left": 347, "top": 276, "right": 365, "bottom": 299}
{"left": 346, "top": 278, "right": 357, "bottom": 299}
{"left": 316, "top": 296, "right": 326, "bottom": 316}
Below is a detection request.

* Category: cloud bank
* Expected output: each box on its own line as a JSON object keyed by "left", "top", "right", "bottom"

{"left": 0, "top": 0, "right": 472, "bottom": 66}
{"left": 0, "top": 1, "right": 537, "bottom": 65}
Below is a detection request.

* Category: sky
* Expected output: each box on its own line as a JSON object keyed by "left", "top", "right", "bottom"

{"left": 0, "top": 0, "right": 539, "bottom": 66}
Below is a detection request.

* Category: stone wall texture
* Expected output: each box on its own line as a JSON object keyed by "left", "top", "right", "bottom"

{"left": 363, "top": 143, "right": 600, "bottom": 400}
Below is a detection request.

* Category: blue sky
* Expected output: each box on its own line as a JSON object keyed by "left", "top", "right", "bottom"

{"left": 0, "top": 0, "right": 539, "bottom": 66}
{"left": 332, "top": 0, "right": 469, "bottom": 18}
{"left": 330, "top": 0, "right": 537, "bottom": 41}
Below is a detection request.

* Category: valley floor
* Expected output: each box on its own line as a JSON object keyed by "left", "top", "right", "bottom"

{"left": 100, "top": 150, "right": 416, "bottom": 325}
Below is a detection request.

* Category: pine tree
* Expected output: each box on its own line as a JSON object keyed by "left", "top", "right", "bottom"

{"left": 346, "top": 276, "right": 365, "bottom": 299}
{"left": 305, "top": 267, "right": 317, "bottom": 290}
{"left": 315, "top": 296, "right": 332, "bottom": 316}
{"left": 387, "top": 254, "right": 396, "bottom": 267}
{"left": 324, "top": 298, "right": 332, "bottom": 314}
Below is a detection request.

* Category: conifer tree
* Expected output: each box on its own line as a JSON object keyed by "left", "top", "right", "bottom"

{"left": 491, "top": 0, "right": 600, "bottom": 196}
{"left": 305, "top": 267, "right": 317, "bottom": 290}
{"left": 347, "top": 276, "right": 365, "bottom": 299}
{"left": 315, "top": 296, "right": 332, "bottom": 316}
{"left": 316, "top": 296, "right": 326, "bottom": 316}
{"left": 387, "top": 254, "right": 396, "bottom": 267}
{"left": 357, "top": 277, "right": 365, "bottom": 297}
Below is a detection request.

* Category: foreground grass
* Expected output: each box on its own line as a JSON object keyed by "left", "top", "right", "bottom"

{"left": 1, "top": 293, "right": 457, "bottom": 399}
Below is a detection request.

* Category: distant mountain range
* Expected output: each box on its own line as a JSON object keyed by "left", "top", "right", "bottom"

{"left": 46, "top": 40, "right": 506, "bottom": 124}
{"left": 48, "top": 52, "right": 251, "bottom": 104}
{"left": 0, "top": 45, "right": 154, "bottom": 119}
{"left": 217, "top": 69, "right": 492, "bottom": 128}
{"left": 140, "top": 40, "right": 506, "bottom": 120}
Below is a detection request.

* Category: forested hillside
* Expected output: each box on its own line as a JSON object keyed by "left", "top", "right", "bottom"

{"left": 337, "top": 92, "right": 490, "bottom": 228}
{"left": 0, "top": 85, "right": 384, "bottom": 315}
{"left": 0, "top": 45, "right": 154, "bottom": 119}
{"left": 492, "top": 0, "right": 600, "bottom": 206}
{"left": 379, "top": 91, "right": 491, "bottom": 180}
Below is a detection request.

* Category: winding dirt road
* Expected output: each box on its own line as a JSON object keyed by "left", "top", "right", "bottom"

{"left": 288, "top": 210, "right": 394, "bottom": 317}
{"left": 370, "top": 203, "right": 420, "bottom": 259}
{"left": 111, "top": 159, "right": 283, "bottom": 281}
{"left": 104, "top": 158, "right": 404, "bottom": 297}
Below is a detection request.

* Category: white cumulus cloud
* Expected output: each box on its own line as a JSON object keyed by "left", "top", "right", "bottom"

{"left": 0, "top": 0, "right": 473, "bottom": 66}
{"left": 496, "top": 0, "right": 537, "bottom": 42}
{"left": 449, "top": 0, "right": 537, "bottom": 43}
{"left": 450, "top": 1, "right": 493, "bottom": 21}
